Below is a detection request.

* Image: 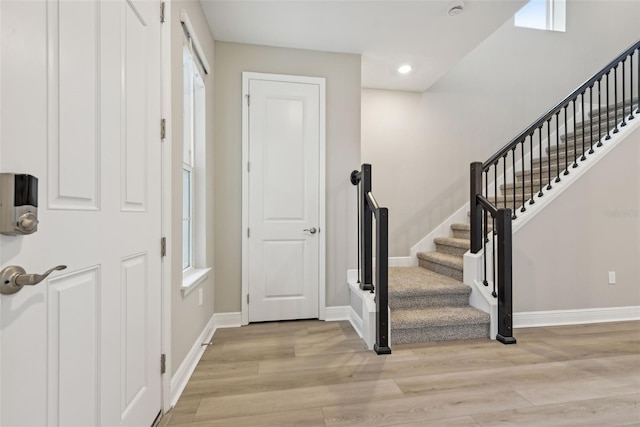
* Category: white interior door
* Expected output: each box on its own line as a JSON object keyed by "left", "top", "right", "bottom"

{"left": 245, "top": 75, "right": 325, "bottom": 323}
{"left": 0, "top": 1, "right": 162, "bottom": 426}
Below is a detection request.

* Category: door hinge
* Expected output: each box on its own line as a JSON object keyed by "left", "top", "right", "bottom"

{"left": 160, "top": 354, "right": 166, "bottom": 374}
{"left": 160, "top": 2, "right": 166, "bottom": 23}
{"left": 247, "top": 228, "right": 250, "bottom": 238}
{"left": 160, "top": 118, "right": 166, "bottom": 140}
{"left": 246, "top": 294, "right": 249, "bottom": 304}
{"left": 161, "top": 237, "right": 166, "bottom": 257}
{"left": 247, "top": 162, "right": 250, "bottom": 172}
{"left": 246, "top": 94, "right": 250, "bottom": 107}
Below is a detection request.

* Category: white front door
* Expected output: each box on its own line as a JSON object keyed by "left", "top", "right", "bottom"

{"left": 0, "top": 1, "right": 162, "bottom": 426}
{"left": 243, "top": 74, "right": 325, "bottom": 323}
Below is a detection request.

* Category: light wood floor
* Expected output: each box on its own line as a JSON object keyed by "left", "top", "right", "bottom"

{"left": 159, "top": 319, "right": 640, "bottom": 426}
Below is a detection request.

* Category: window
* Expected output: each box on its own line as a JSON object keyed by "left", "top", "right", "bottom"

{"left": 181, "top": 21, "right": 210, "bottom": 296}
{"left": 514, "top": 0, "right": 566, "bottom": 32}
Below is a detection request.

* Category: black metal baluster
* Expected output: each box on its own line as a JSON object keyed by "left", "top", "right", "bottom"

{"left": 529, "top": 134, "right": 535, "bottom": 205}
{"left": 538, "top": 127, "right": 544, "bottom": 197}
{"left": 511, "top": 147, "right": 517, "bottom": 220}
{"left": 580, "top": 93, "right": 586, "bottom": 161}
{"left": 503, "top": 155, "right": 507, "bottom": 210}
{"left": 572, "top": 99, "right": 578, "bottom": 168}
{"left": 555, "top": 112, "right": 561, "bottom": 182}
{"left": 492, "top": 214, "right": 497, "bottom": 298}
{"left": 494, "top": 162, "right": 498, "bottom": 211}
{"left": 520, "top": 141, "right": 526, "bottom": 213}
{"left": 547, "top": 119, "right": 552, "bottom": 190}
{"left": 483, "top": 170, "right": 488, "bottom": 287}
{"left": 629, "top": 52, "right": 640, "bottom": 120}
{"left": 613, "top": 65, "right": 619, "bottom": 134}
{"left": 589, "top": 86, "right": 594, "bottom": 154}
{"left": 622, "top": 59, "right": 627, "bottom": 127}
{"left": 606, "top": 72, "right": 611, "bottom": 140}
{"left": 564, "top": 106, "right": 569, "bottom": 175}
{"left": 598, "top": 79, "right": 603, "bottom": 147}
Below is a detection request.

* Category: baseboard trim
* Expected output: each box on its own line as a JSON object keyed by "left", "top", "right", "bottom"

{"left": 325, "top": 305, "right": 363, "bottom": 338}
{"left": 324, "top": 305, "right": 351, "bottom": 321}
{"left": 170, "top": 312, "right": 241, "bottom": 407}
{"left": 514, "top": 306, "right": 640, "bottom": 328}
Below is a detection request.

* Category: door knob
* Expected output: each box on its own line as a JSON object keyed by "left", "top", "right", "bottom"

{"left": 303, "top": 227, "right": 317, "bottom": 234}
{"left": 0, "top": 265, "right": 67, "bottom": 295}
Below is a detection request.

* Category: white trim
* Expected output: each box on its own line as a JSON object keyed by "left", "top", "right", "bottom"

{"left": 181, "top": 267, "right": 212, "bottom": 297}
{"left": 178, "top": 11, "right": 210, "bottom": 74}
{"left": 324, "top": 306, "right": 351, "bottom": 321}
{"left": 514, "top": 306, "right": 640, "bottom": 328}
{"left": 410, "top": 203, "right": 469, "bottom": 258}
{"left": 211, "top": 311, "right": 242, "bottom": 329}
{"left": 169, "top": 312, "right": 241, "bottom": 407}
{"left": 348, "top": 306, "right": 364, "bottom": 339}
{"left": 241, "top": 72, "right": 327, "bottom": 325}
{"left": 160, "top": 0, "right": 173, "bottom": 413}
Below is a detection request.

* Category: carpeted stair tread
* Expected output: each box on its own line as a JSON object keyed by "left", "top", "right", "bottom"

{"left": 434, "top": 237, "right": 470, "bottom": 249}
{"left": 417, "top": 251, "right": 463, "bottom": 270}
{"left": 391, "top": 306, "right": 489, "bottom": 330}
{"left": 388, "top": 267, "right": 469, "bottom": 300}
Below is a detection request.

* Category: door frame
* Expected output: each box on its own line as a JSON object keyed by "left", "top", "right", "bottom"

{"left": 160, "top": 0, "right": 172, "bottom": 413}
{"left": 241, "top": 72, "right": 326, "bottom": 325}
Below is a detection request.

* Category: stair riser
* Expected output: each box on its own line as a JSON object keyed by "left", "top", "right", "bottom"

{"left": 589, "top": 104, "right": 638, "bottom": 120}
{"left": 452, "top": 229, "right": 470, "bottom": 240}
{"left": 418, "top": 259, "right": 463, "bottom": 281}
{"left": 515, "top": 167, "right": 580, "bottom": 183}
{"left": 391, "top": 324, "right": 489, "bottom": 344}
{"left": 389, "top": 294, "right": 470, "bottom": 310}
{"left": 435, "top": 242, "right": 468, "bottom": 257}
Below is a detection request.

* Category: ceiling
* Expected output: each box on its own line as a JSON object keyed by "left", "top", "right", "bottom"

{"left": 200, "top": 0, "right": 527, "bottom": 92}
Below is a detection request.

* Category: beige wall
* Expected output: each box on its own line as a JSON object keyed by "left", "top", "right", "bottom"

{"left": 214, "top": 42, "right": 361, "bottom": 312}
{"left": 362, "top": 0, "right": 640, "bottom": 257}
{"left": 170, "top": 0, "right": 215, "bottom": 376}
{"left": 514, "top": 125, "right": 640, "bottom": 311}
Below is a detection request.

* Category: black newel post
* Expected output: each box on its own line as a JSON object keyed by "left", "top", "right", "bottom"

{"left": 470, "top": 162, "right": 483, "bottom": 254}
{"left": 496, "top": 208, "right": 516, "bottom": 345}
{"left": 374, "top": 207, "right": 391, "bottom": 355}
{"left": 360, "top": 164, "right": 373, "bottom": 291}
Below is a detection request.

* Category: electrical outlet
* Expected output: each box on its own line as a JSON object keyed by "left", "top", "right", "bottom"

{"left": 608, "top": 271, "right": 616, "bottom": 285}
{"left": 198, "top": 288, "right": 203, "bottom": 306}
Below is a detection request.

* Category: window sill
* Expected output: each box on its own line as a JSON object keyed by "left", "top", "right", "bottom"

{"left": 181, "top": 267, "right": 212, "bottom": 298}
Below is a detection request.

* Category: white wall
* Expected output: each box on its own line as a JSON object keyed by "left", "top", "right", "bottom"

{"left": 214, "top": 42, "right": 361, "bottom": 311}
{"left": 170, "top": 0, "right": 215, "bottom": 376}
{"left": 513, "top": 125, "right": 640, "bottom": 311}
{"left": 362, "top": 0, "right": 640, "bottom": 257}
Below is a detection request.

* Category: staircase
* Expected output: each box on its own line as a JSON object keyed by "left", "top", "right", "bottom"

{"left": 389, "top": 98, "right": 638, "bottom": 346}
{"left": 389, "top": 223, "right": 490, "bottom": 345}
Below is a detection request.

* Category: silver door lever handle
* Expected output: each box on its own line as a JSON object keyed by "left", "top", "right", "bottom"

{"left": 303, "top": 227, "right": 317, "bottom": 234}
{"left": 0, "top": 265, "right": 67, "bottom": 295}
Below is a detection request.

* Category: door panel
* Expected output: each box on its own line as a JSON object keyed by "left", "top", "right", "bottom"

{"left": 0, "top": 1, "right": 162, "bottom": 426}
{"left": 248, "top": 78, "right": 321, "bottom": 322}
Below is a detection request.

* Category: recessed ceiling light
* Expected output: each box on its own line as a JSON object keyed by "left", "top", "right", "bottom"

{"left": 398, "top": 64, "right": 412, "bottom": 74}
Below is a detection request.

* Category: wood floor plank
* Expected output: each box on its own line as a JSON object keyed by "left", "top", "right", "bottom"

{"left": 158, "top": 320, "right": 640, "bottom": 427}
{"left": 321, "top": 385, "right": 532, "bottom": 426}
{"left": 193, "top": 379, "right": 403, "bottom": 421}
{"left": 392, "top": 416, "right": 481, "bottom": 427}
{"left": 188, "top": 360, "right": 259, "bottom": 380}
{"left": 472, "top": 393, "right": 640, "bottom": 426}
{"left": 169, "top": 408, "right": 326, "bottom": 427}
{"left": 180, "top": 366, "right": 354, "bottom": 399}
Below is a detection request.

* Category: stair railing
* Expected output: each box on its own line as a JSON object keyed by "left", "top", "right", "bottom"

{"left": 351, "top": 164, "right": 391, "bottom": 355}
{"left": 471, "top": 39, "right": 640, "bottom": 344}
